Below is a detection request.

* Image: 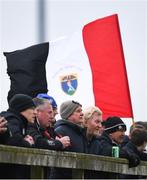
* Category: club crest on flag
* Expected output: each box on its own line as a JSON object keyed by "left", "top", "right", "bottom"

{"left": 60, "top": 73, "right": 78, "bottom": 95}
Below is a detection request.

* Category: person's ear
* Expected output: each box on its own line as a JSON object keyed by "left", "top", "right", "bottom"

{"left": 83, "top": 120, "right": 88, "bottom": 127}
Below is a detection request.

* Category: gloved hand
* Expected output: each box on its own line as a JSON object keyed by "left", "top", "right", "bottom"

{"left": 122, "top": 148, "right": 140, "bottom": 168}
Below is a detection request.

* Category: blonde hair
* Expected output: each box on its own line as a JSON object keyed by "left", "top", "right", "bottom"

{"left": 83, "top": 106, "right": 102, "bottom": 122}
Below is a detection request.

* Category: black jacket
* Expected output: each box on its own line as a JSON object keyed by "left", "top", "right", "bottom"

{"left": 50, "top": 119, "right": 88, "bottom": 179}
{"left": 94, "top": 132, "right": 121, "bottom": 179}
{"left": 99, "top": 132, "right": 140, "bottom": 161}
{"left": 121, "top": 140, "right": 147, "bottom": 179}
{"left": 0, "top": 110, "right": 32, "bottom": 179}
{"left": 99, "top": 132, "right": 119, "bottom": 156}
{"left": 84, "top": 136, "right": 102, "bottom": 179}
{"left": 27, "top": 119, "right": 63, "bottom": 150}
{"left": 123, "top": 141, "right": 147, "bottom": 161}
{"left": 87, "top": 136, "right": 102, "bottom": 155}
{"left": 0, "top": 110, "right": 32, "bottom": 147}
{"left": 97, "top": 132, "right": 140, "bottom": 178}
{"left": 0, "top": 129, "right": 10, "bottom": 145}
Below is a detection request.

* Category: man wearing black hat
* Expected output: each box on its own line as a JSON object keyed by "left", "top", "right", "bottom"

{"left": 0, "top": 93, "right": 36, "bottom": 147}
{"left": 98, "top": 116, "right": 140, "bottom": 178}
{"left": 0, "top": 94, "right": 36, "bottom": 179}
{"left": 101, "top": 116, "right": 127, "bottom": 149}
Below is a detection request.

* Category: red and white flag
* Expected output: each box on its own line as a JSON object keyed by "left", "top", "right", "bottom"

{"left": 46, "top": 14, "right": 133, "bottom": 120}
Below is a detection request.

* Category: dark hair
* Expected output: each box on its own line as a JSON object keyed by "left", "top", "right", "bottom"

{"left": 131, "top": 128, "right": 147, "bottom": 146}
{"left": 130, "top": 121, "right": 147, "bottom": 134}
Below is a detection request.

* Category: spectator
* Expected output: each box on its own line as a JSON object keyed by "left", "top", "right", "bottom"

{"left": 83, "top": 106, "right": 102, "bottom": 154}
{"left": 83, "top": 106, "right": 103, "bottom": 179}
{"left": 50, "top": 100, "right": 88, "bottom": 179}
{"left": 99, "top": 116, "right": 140, "bottom": 178}
{"left": 122, "top": 128, "right": 147, "bottom": 179}
{"left": 122, "top": 121, "right": 147, "bottom": 147}
{"left": 36, "top": 93, "right": 58, "bottom": 126}
{"left": 0, "top": 94, "right": 36, "bottom": 147}
{"left": 130, "top": 121, "right": 147, "bottom": 134}
{"left": 0, "top": 94, "right": 36, "bottom": 179}
{"left": 27, "top": 98, "right": 70, "bottom": 150}
{"left": 27, "top": 98, "right": 71, "bottom": 178}
{"left": 123, "top": 128, "right": 147, "bottom": 160}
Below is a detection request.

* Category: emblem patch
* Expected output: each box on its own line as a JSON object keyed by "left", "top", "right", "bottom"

{"left": 60, "top": 74, "right": 78, "bottom": 95}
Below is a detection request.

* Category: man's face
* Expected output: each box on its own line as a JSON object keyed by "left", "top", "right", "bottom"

{"left": 85, "top": 112, "right": 102, "bottom": 136}
{"left": 110, "top": 130, "right": 125, "bottom": 144}
{"left": 68, "top": 106, "right": 83, "bottom": 126}
{"left": 36, "top": 103, "right": 54, "bottom": 128}
{"left": 21, "top": 108, "right": 36, "bottom": 123}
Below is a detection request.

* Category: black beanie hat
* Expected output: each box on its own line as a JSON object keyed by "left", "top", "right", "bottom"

{"left": 9, "top": 94, "right": 35, "bottom": 113}
{"left": 104, "top": 116, "right": 126, "bottom": 134}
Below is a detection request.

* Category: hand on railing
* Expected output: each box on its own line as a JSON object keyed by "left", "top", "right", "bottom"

{"left": 56, "top": 136, "right": 71, "bottom": 149}
{"left": 24, "top": 135, "right": 35, "bottom": 146}
{"left": 0, "top": 117, "right": 8, "bottom": 134}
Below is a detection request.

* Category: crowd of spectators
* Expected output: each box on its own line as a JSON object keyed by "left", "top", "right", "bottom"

{"left": 0, "top": 93, "right": 147, "bottom": 179}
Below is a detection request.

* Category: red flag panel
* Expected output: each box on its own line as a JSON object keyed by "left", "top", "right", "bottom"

{"left": 83, "top": 14, "right": 133, "bottom": 120}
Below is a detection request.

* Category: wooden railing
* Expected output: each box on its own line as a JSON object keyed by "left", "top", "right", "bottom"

{"left": 0, "top": 145, "right": 147, "bottom": 179}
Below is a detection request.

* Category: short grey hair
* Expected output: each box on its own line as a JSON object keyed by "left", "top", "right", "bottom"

{"left": 33, "top": 97, "right": 51, "bottom": 110}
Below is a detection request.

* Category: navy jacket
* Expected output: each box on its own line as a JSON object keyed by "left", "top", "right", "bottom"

{"left": 50, "top": 119, "right": 88, "bottom": 179}
{"left": 84, "top": 136, "right": 102, "bottom": 179}
{"left": 54, "top": 119, "right": 88, "bottom": 153}
{"left": 87, "top": 136, "right": 102, "bottom": 155}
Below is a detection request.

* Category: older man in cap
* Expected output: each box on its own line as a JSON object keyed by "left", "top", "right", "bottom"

{"left": 50, "top": 100, "right": 88, "bottom": 179}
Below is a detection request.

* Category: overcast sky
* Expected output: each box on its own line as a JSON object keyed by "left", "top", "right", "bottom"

{"left": 0, "top": 0, "right": 146, "bottom": 132}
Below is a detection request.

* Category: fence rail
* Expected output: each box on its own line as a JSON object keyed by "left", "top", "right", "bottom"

{"left": 0, "top": 145, "right": 147, "bottom": 179}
